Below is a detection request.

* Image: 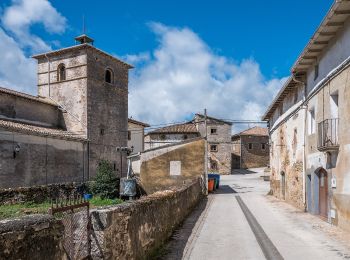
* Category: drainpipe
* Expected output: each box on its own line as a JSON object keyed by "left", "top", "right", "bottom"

{"left": 293, "top": 74, "right": 308, "bottom": 212}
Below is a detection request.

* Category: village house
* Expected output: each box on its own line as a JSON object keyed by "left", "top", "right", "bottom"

{"left": 231, "top": 126, "right": 269, "bottom": 169}
{"left": 144, "top": 122, "right": 199, "bottom": 150}
{"left": 145, "top": 114, "right": 232, "bottom": 175}
{"left": 0, "top": 34, "right": 132, "bottom": 188}
{"left": 263, "top": 0, "right": 350, "bottom": 231}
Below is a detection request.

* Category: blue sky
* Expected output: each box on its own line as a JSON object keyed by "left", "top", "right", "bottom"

{"left": 0, "top": 0, "right": 333, "bottom": 128}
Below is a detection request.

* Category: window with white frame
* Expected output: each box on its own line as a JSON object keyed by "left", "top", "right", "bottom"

{"left": 308, "top": 108, "right": 316, "bottom": 135}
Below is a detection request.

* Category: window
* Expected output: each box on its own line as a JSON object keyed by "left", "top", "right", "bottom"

{"left": 57, "top": 63, "right": 66, "bottom": 81}
{"left": 314, "top": 64, "right": 319, "bottom": 80}
{"left": 100, "top": 128, "right": 105, "bottom": 136}
{"left": 308, "top": 108, "right": 316, "bottom": 134}
{"left": 294, "top": 89, "right": 298, "bottom": 103}
{"left": 248, "top": 143, "right": 253, "bottom": 150}
{"left": 210, "top": 144, "right": 218, "bottom": 152}
{"left": 330, "top": 91, "right": 339, "bottom": 118}
{"left": 210, "top": 161, "right": 218, "bottom": 170}
{"left": 183, "top": 134, "right": 188, "bottom": 140}
{"left": 210, "top": 128, "right": 217, "bottom": 135}
{"left": 160, "top": 134, "right": 166, "bottom": 140}
{"left": 261, "top": 143, "right": 266, "bottom": 150}
{"left": 105, "top": 69, "right": 113, "bottom": 83}
{"left": 113, "top": 163, "right": 116, "bottom": 171}
{"left": 128, "top": 131, "right": 131, "bottom": 140}
{"left": 279, "top": 104, "right": 283, "bottom": 116}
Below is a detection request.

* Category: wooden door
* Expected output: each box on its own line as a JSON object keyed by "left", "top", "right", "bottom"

{"left": 319, "top": 170, "right": 328, "bottom": 218}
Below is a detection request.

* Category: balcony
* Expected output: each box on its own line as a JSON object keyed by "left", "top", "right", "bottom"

{"left": 318, "top": 118, "right": 339, "bottom": 151}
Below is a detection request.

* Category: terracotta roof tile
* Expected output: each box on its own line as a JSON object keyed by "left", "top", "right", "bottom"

{"left": 234, "top": 126, "right": 268, "bottom": 137}
{"left": 128, "top": 118, "right": 150, "bottom": 127}
{"left": 148, "top": 123, "right": 198, "bottom": 134}
{"left": 0, "top": 119, "right": 87, "bottom": 141}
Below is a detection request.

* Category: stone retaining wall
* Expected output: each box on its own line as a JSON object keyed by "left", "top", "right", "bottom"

{"left": 0, "top": 182, "right": 89, "bottom": 205}
{"left": 0, "top": 215, "right": 65, "bottom": 259}
{"left": 90, "top": 177, "right": 205, "bottom": 259}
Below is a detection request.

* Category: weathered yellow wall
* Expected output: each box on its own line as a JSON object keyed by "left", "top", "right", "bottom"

{"left": 140, "top": 139, "right": 205, "bottom": 194}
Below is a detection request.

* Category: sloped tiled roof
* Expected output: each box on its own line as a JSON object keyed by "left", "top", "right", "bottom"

{"left": 128, "top": 118, "right": 150, "bottom": 127}
{"left": 0, "top": 86, "right": 58, "bottom": 106}
{"left": 0, "top": 119, "right": 87, "bottom": 141}
{"left": 148, "top": 122, "right": 198, "bottom": 134}
{"left": 233, "top": 126, "right": 268, "bottom": 138}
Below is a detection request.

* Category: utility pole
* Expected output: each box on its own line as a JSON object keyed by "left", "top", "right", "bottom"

{"left": 204, "top": 109, "right": 208, "bottom": 195}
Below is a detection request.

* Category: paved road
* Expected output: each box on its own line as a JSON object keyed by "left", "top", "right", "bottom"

{"left": 161, "top": 169, "right": 350, "bottom": 260}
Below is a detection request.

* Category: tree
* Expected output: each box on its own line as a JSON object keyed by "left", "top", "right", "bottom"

{"left": 90, "top": 160, "right": 119, "bottom": 199}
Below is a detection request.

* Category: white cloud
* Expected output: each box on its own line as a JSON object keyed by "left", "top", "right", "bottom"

{"left": 128, "top": 23, "right": 286, "bottom": 130}
{"left": 2, "top": 0, "right": 67, "bottom": 52}
{"left": 0, "top": 0, "right": 67, "bottom": 94}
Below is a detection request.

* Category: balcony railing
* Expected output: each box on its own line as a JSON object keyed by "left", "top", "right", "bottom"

{"left": 318, "top": 118, "right": 339, "bottom": 151}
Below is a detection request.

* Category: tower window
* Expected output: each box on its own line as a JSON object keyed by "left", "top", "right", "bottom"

{"left": 57, "top": 64, "right": 66, "bottom": 81}
{"left": 128, "top": 131, "right": 131, "bottom": 140}
{"left": 105, "top": 69, "right": 113, "bottom": 84}
{"left": 210, "top": 145, "right": 218, "bottom": 152}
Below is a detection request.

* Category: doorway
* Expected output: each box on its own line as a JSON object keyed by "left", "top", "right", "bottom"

{"left": 281, "top": 171, "right": 286, "bottom": 200}
{"left": 318, "top": 168, "right": 328, "bottom": 219}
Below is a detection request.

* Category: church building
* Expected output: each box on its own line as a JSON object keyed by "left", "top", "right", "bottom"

{"left": 0, "top": 35, "right": 132, "bottom": 188}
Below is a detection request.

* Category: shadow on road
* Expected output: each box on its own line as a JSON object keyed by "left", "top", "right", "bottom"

{"left": 212, "top": 185, "right": 237, "bottom": 194}
{"left": 158, "top": 198, "right": 209, "bottom": 260}
{"left": 232, "top": 169, "right": 257, "bottom": 175}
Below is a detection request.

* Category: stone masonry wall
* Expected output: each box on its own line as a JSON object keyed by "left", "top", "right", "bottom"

{"left": 90, "top": 178, "right": 204, "bottom": 259}
{"left": 0, "top": 130, "right": 87, "bottom": 189}
{"left": 0, "top": 215, "right": 65, "bottom": 260}
{"left": 240, "top": 135, "right": 269, "bottom": 169}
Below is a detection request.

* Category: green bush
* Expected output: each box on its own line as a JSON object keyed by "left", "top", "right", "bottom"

{"left": 90, "top": 160, "right": 119, "bottom": 199}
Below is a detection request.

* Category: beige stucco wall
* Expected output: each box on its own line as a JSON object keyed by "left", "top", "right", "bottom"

{"left": 305, "top": 66, "right": 350, "bottom": 231}
{"left": 140, "top": 139, "right": 205, "bottom": 194}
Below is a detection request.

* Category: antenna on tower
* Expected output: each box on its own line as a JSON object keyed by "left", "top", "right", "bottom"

{"left": 82, "top": 14, "right": 86, "bottom": 34}
{"left": 75, "top": 14, "right": 94, "bottom": 45}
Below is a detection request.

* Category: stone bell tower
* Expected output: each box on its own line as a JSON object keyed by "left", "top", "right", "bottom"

{"left": 32, "top": 35, "right": 133, "bottom": 178}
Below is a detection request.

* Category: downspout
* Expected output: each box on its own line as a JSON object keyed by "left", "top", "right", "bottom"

{"left": 293, "top": 74, "right": 308, "bottom": 212}
{"left": 44, "top": 54, "right": 51, "bottom": 97}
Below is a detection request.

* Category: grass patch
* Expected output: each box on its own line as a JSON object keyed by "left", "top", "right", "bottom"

{"left": 89, "top": 196, "right": 123, "bottom": 207}
{"left": 0, "top": 197, "right": 124, "bottom": 220}
{"left": 0, "top": 202, "right": 51, "bottom": 220}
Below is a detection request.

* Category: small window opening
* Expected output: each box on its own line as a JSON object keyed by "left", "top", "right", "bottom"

{"left": 210, "top": 128, "right": 217, "bottom": 134}
{"left": 248, "top": 143, "right": 253, "bottom": 150}
{"left": 261, "top": 143, "right": 266, "bottom": 150}
{"left": 210, "top": 145, "right": 218, "bottom": 152}
{"left": 113, "top": 163, "right": 116, "bottom": 171}
{"left": 57, "top": 64, "right": 66, "bottom": 82}
{"left": 308, "top": 108, "right": 316, "bottom": 134}
{"left": 314, "top": 64, "right": 319, "bottom": 80}
{"left": 100, "top": 128, "right": 105, "bottom": 136}
{"left": 183, "top": 134, "right": 188, "bottom": 140}
{"left": 160, "top": 134, "right": 166, "bottom": 140}
{"left": 105, "top": 69, "right": 113, "bottom": 83}
{"left": 128, "top": 131, "right": 131, "bottom": 140}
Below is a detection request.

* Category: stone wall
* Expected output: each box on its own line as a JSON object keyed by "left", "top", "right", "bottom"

{"left": 0, "top": 130, "right": 87, "bottom": 189}
{"left": 0, "top": 91, "right": 63, "bottom": 129}
{"left": 140, "top": 138, "right": 205, "bottom": 194}
{"left": 240, "top": 135, "right": 269, "bottom": 169}
{"left": 90, "top": 178, "right": 204, "bottom": 259}
{"left": 0, "top": 182, "right": 88, "bottom": 205}
{"left": 0, "top": 215, "right": 65, "bottom": 260}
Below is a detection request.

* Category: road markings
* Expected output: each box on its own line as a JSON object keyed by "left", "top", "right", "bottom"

{"left": 236, "top": 195, "right": 284, "bottom": 260}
